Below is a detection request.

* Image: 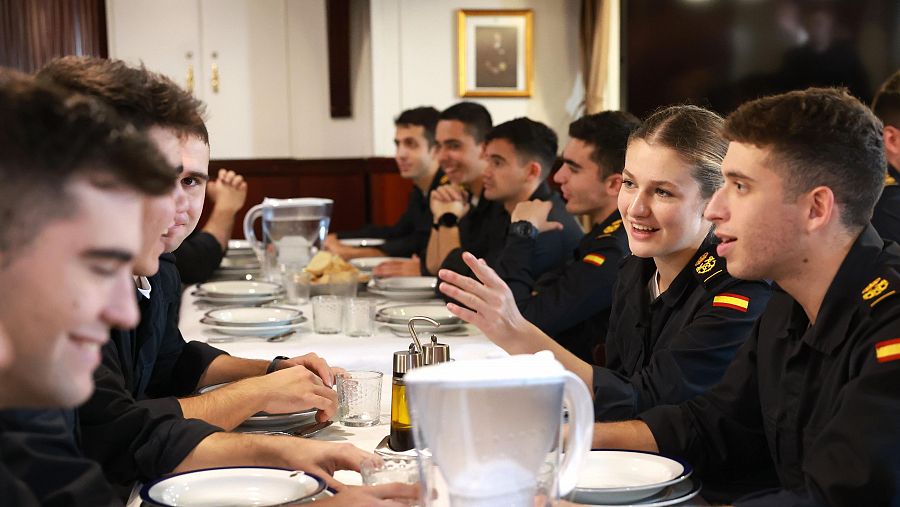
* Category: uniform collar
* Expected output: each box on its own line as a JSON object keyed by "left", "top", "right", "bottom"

{"left": 804, "top": 225, "right": 887, "bottom": 354}
{"left": 656, "top": 237, "right": 720, "bottom": 308}
{"left": 594, "top": 210, "right": 623, "bottom": 234}
{"left": 887, "top": 164, "right": 900, "bottom": 186}
{"left": 528, "top": 182, "right": 553, "bottom": 202}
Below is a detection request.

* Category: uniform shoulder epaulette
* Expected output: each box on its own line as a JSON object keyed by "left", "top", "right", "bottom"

{"left": 595, "top": 219, "right": 622, "bottom": 239}
{"left": 693, "top": 249, "right": 727, "bottom": 289}
{"left": 859, "top": 268, "right": 900, "bottom": 313}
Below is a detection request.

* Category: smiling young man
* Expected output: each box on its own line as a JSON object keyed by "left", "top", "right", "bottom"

{"left": 493, "top": 112, "right": 639, "bottom": 362}
{"left": 0, "top": 69, "right": 175, "bottom": 506}
{"left": 326, "top": 106, "right": 446, "bottom": 265}
{"left": 586, "top": 88, "right": 900, "bottom": 506}
{"left": 424, "top": 102, "right": 506, "bottom": 275}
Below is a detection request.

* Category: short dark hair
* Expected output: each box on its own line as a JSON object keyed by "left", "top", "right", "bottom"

{"left": 569, "top": 111, "right": 641, "bottom": 178}
{"left": 631, "top": 105, "right": 727, "bottom": 199}
{"left": 36, "top": 56, "right": 209, "bottom": 145}
{"left": 439, "top": 102, "right": 493, "bottom": 143}
{"left": 725, "top": 87, "right": 885, "bottom": 230}
{"left": 395, "top": 106, "right": 440, "bottom": 147}
{"left": 0, "top": 69, "right": 174, "bottom": 260}
{"left": 872, "top": 70, "right": 900, "bottom": 129}
{"left": 485, "top": 117, "right": 559, "bottom": 180}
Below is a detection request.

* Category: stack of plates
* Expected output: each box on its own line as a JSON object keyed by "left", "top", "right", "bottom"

{"left": 200, "top": 305, "right": 306, "bottom": 337}
{"left": 192, "top": 280, "right": 284, "bottom": 305}
{"left": 567, "top": 450, "right": 700, "bottom": 506}
{"left": 339, "top": 237, "right": 385, "bottom": 248}
{"left": 140, "top": 467, "right": 329, "bottom": 506}
{"left": 217, "top": 240, "right": 262, "bottom": 278}
{"left": 376, "top": 303, "right": 463, "bottom": 333}
{"left": 367, "top": 276, "right": 437, "bottom": 300}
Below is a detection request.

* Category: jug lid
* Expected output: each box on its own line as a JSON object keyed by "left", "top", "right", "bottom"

{"left": 405, "top": 351, "right": 565, "bottom": 385}
{"left": 263, "top": 197, "right": 333, "bottom": 207}
{"left": 393, "top": 346, "right": 424, "bottom": 375}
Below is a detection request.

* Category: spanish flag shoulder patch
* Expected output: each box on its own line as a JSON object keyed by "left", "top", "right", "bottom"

{"left": 712, "top": 293, "right": 750, "bottom": 312}
{"left": 875, "top": 338, "right": 900, "bottom": 363}
{"left": 583, "top": 253, "right": 606, "bottom": 267}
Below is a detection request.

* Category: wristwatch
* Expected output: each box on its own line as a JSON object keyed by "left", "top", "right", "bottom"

{"left": 433, "top": 212, "right": 459, "bottom": 230}
{"left": 266, "top": 355, "right": 289, "bottom": 374}
{"left": 509, "top": 220, "right": 538, "bottom": 240}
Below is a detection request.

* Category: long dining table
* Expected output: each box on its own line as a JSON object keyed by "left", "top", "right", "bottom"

{"left": 126, "top": 283, "right": 707, "bottom": 506}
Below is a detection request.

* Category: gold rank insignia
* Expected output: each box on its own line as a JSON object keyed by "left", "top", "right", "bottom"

{"left": 862, "top": 277, "right": 895, "bottom": 307}
{"left": 440, "top": 174, "right": 449, "bottom": 185}
{"left": 602, "top": 219, "right": 622, "bottom": 235}
{"left": 885, "top": 173, "right": 897, "bottom": 187}
{"left": 695, "top": 253, "right": 716, "bottom": 274}
{"left": 875, "top": 338, "right": 900, "bottom": 363}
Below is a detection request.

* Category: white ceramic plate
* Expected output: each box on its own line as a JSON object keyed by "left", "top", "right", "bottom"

{"left": 192, "top": 293, "right": 281, "bottom": 305}
{"left": 205, "top": 306, "right": 302, "bottom": 326}
{"left": 372, "top": 276, "right": 437, "bottom": 291}
{"left": 379, "top": 321, "right": 464, "bottom": 334}
{"left": 201, "top": 319, "right": 306, "bottom": 336}
{"left": 140, "top": 467, "right": 325, "bottom": 507}
{"left": 570, "top": 450, "right": 692, "bottom": 504}
{"left": 339, "top": 237, "right": 386, "bottom": 247}
{"left": 367, "top": 286, "right": 437, "bottom": 300}
{"left": 568, "top": 478, "right": 701, "bottom": 506}
{"left": 219, "top": 256, "right": 260, "bottom": 269}
{"left": 196, "top": 280, "right": 283, "bottom": 297}
{"left": 376, "top": 303, "right": 461, "bottom": 325}
{"left": 349, "top": 257, "right": 407, "bottom": 271}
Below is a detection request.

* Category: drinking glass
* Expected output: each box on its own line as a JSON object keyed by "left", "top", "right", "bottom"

{"left": 312, "top": 295, "right": 343, "bottom": 334}
{"left": 336, "top": 370, "right": 382, "bottom": 427}
{"left": 343, "top": 298, "right": 376, "bottom": 337}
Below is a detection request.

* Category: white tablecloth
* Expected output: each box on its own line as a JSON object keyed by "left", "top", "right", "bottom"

{"left": 127, "top": 288, "right": 706, "bottom": 506}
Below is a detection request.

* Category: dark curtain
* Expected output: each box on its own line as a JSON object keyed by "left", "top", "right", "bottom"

{"left": 0, "top": 0, "right": 107, "bottom": 73}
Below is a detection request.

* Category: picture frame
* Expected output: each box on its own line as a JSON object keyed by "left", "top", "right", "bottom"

{"left": 457, "top": 9, "right": 534, "bottom": 97}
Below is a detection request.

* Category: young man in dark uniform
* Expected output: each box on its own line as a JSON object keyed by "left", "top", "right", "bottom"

{"left": 871, "top": 70, "right": 900, "bottom": 243}
{"left": 326, "top": 106, "right": 446, "bottom": 265}
{"left": 495, "top": 112, "right": 639, "bottom": 363}
{"left": 0, "top": 69, "right": 176, "bottom": 506}
{"left": 484, "top": 118, "right": 584, "bottom": 286}
{"left": 591, "top": 88, "right": 900, "bottom": 506}
{"left": 425, "top": 102, "right": 503, "bottom": 276}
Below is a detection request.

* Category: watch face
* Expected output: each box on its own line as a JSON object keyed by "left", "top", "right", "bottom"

{"left": 512, "top": 221, "right": 536, "bottom": 239}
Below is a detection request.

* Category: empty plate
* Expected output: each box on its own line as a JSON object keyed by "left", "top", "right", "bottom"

{"left": 140, "top": 467, "right": 325, "bottom": 506}
{"left": 570, "top": 450, "right": 692, "bottom": 504}
{"left": 372, "top": 276, "right": 437, "bottom": 291}
{"left": 349, "top": 257, "right": 407, "bottom": 271}
{"left": 200, "top": 319, "right": 306, "bottom": 336}
{"left": 339, "top": 238, "right": 386, "bottom": 247}
{"left": 197, "top": 280, "right": 283, "bottom": 297}
{"left": 376, "top": 303, "right": 460, "bottom": 325}
{"left": 205, "top": 306, "right": 303, "bottom": 327}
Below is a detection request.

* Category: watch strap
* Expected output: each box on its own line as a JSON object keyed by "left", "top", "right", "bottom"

{"left": 266, "top": 355, "right": 289, "bottom": 374}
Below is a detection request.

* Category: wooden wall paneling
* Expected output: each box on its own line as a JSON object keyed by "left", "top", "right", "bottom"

{"left": 325, "top": 0, "right": 351, "bottom": 118}
{"left": 366, "top": 157, "right": 412, "bottom": 227}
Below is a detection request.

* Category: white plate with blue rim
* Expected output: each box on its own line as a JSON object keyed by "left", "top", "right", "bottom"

{"left": 140, "top": 466, "right": 326, "bottom": 506}
{"left": 197, "top": 383, "right": 317, "bottom": 427}
{"left": 568, "top": 450, "right": 693, "bottom": 505}
{"left": 339, "top": 237, "right": 386, "bottom": 247}
{"left": 204, "top": 306, "right": 303, "bottom": 327}
{"left": 200, "top": 319, "right": 306, "bottom": 337}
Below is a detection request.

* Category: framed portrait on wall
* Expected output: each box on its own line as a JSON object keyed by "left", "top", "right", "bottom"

{"left": 457, "top": 9, "right": 533, "bottom": 97}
